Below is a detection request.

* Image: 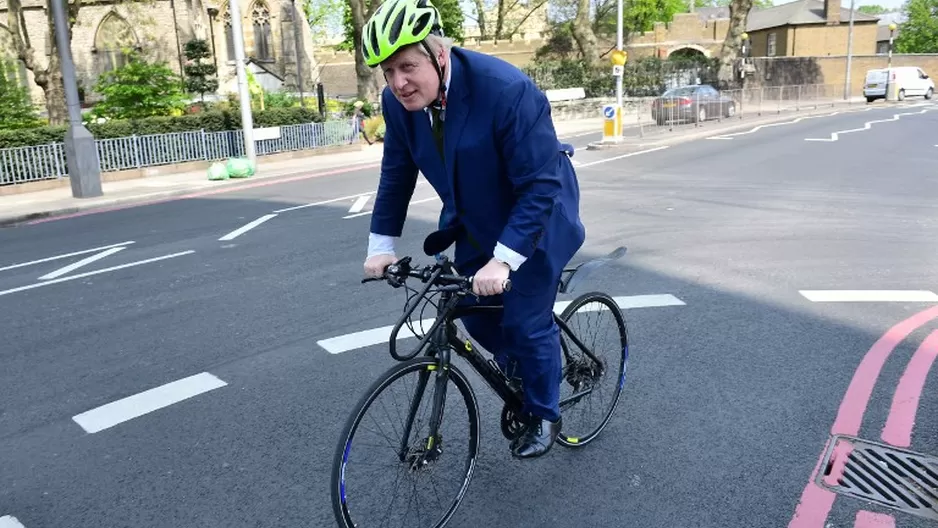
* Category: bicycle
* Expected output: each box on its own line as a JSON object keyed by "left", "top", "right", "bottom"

{"left": 330, "top": 241, "right": 630, "bottom": 528}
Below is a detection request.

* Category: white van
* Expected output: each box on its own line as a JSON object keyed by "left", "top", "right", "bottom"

{"left": 864, "top": 67, "right": 934, "bottom": 102}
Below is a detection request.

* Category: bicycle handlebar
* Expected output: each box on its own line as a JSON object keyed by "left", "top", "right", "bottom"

{"left": 361, "top": 256, "right": 512, "bottom": 294}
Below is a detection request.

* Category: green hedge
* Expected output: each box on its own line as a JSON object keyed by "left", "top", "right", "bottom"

{"left": 0, "top": 107, "right": 323, "bottom": 149}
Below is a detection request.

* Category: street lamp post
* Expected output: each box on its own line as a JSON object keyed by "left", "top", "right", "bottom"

{"left": 885, "top": 23, "right": 897, "bottom": 101}
{"left": 49, "top": 0, "right": 102, "bottom": 198}
{"left": 844, "top": 0, "right": 856, "bottom": 101}
{"left": 228, "top": 0, "right": 256, "bottom": 162}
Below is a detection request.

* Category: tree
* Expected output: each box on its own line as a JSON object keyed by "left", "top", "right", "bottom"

{"left": 857, "top": 4, "right": 889, "bottom": 14}
{"left": 696, "top": 0, "right": 772, "bottom": 8}
{"left": 465, "top": 0, "right": 546, "bottom": 40}
{"left": 183, "top": 39, "right": 218, "bottom": 103}
{"left": 893, "top": 0, "right": 938, "bottom": 53}
{"left": 716, "top": 0, "right": 754, "bottom": 87}
{"left": 5, "top": 0, "right": 82, "bottom": 126}
{"left": 303, "top": 0, "right": 344, "bottom": 43}
{"left": 93, "top": 54, "right": 187, "bottom": 119}
{"left": 0, "top": 60, "right": 41, "bottom": 129}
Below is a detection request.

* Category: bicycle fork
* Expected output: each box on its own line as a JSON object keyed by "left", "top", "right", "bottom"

{"left": 397, "top": 315, "right": 452, "bottom": 470}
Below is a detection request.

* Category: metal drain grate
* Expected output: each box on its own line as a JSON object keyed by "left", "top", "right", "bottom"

{"left": 816, "top": 434, "right": 938, "bottom": 521}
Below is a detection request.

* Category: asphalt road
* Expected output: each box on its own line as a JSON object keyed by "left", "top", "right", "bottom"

{"left": 2, "top": 100, "right": 938, "bottom": 528}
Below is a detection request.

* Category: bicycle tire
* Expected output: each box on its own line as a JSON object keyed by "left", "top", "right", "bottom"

{"left": 555, "top": 291, "right": 629, "bottom": 448}
{"left": 330, "top": 356, "right": 481, "bottom": 528}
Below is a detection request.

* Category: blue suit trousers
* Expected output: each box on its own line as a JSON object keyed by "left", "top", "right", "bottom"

{"left": 455, "top": 251, "right": 563, "bottom": 422}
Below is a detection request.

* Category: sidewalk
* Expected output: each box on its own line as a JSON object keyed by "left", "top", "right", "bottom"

{"left": 0, "top": 101, "right": 871, "bottom": 227}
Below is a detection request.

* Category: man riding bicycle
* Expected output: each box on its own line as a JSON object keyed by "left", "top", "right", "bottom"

{"left": 361, "top": 0, "right": 586, "bottom": 459}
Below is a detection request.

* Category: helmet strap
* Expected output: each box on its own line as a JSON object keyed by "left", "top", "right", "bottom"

{"left": 422, "top": 39, "right": 447, "bottom": 115}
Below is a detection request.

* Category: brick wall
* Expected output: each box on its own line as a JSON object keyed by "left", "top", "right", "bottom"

{"left": 747, "top": 54, "right": 938, "bottom": 97}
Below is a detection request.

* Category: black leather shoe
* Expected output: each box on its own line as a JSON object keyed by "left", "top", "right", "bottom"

{"left": 510, "top": 415, "right": 562, "bottom": 459}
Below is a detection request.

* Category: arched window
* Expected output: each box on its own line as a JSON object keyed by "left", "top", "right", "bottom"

{"left": 251, "top": 1, "right": 273, "bottom": 61}
{"left": 222, "top": 5, "right": 236, "bottom": 61}
{"left": 94, "top": 12, "right": 137, "bottom": 72}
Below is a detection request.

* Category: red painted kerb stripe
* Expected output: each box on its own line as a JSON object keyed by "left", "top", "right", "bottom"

{"left": 881, "top": 329, "right": 938, "bottom": 447}
{"left": 788, "top": 305, "right": 938, "bottom": 528}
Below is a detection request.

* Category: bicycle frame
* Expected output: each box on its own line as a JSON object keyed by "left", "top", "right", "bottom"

{"left": 388, "top": 256, "right": 611, "bottom": 461}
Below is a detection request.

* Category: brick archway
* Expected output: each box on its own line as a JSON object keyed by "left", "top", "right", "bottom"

{"left": 666, "top": 45, "right": 710, "bottom": 59}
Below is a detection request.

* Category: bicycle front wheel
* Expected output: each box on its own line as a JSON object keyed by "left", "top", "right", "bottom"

{"left": 555, "top": 291, "right": 629, "bottom": 448}
{"left": 331, "top": 356, "right": 480, "bottom": 528}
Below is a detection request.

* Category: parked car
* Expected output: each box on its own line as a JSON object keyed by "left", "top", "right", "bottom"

{"left": 863, "top": 67, "right": 934, "bottom": 102}
{"left": 650, "top": 84, "right": 737, "bottom": 125}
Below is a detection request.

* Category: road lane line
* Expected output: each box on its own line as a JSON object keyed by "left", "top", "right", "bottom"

{"left": 854, "top": 510, "right": 896, "bottom": 528}
{"left": 273, "top": 192, "right": 376, "bottom": 213}
{"left": 576, "top": 146, "right": 670, "bottom": 168}
{"left": 320, "top": 294, "right": 685, "bottom": 354}
{"left": 218, "top": 214, "right": 277, "bottom": 241}
{"left": 805, "top": 107, "right": 938, "bottom": 142}
{"left": 72, "top": 372, "right": 227, "bottom": 434}
{"left": 799, "top": 290, "right": 938, "bottom": 302}
{"left": 787, "top": 306, "right": 938, "bottom": 528}
{"left": 881, "top": 330, "right": 938, "bottom": 448}
{"left": 0, "top": 241, "right": 135, "bottom": 273}
{"left": 0, "top": 516, "right": 25, "bottom": 528}
{"left": 554, "top": 294, "right": 686, "bottom": 313}
{"left": 0, "top": 251, "right": 195, "bottom": 297}
{"left": 38, "top": 247, "right": 126, "bottom": 281}
{"left": 348, "top": 195, "right": 371, "bottom": 214}
{"left": 273, "top": 181, "right": 430, "bottom": 214}
{"left": 705, "top": 108, "right": 875, "bottom": 140}
{"left": 343, "top": 196, "right": 440, "bottom": 219}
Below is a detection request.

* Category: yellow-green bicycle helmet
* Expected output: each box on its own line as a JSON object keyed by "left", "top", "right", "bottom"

{"left": 361, "top": 0, "right": 444, "bottom": 67}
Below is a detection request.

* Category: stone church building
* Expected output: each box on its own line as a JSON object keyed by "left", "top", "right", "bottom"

{"left": 0, "top": 0, "right": 320, "bottom": 108}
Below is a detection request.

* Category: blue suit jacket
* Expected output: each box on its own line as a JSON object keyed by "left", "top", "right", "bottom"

{"left": 370, "top": 47, "right": 586, "bottom": 293}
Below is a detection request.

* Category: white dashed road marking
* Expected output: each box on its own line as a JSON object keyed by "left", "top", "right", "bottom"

{"left": 577, "top": 146, "right": 670, "bottom": 168}
{"left": 0, "top": 516, "right": 25, "bottom": 528}
{"left": 0, "top": 241, "right": 135, "bottom": 273}
{"left": 319, "top": 293, "right": 686, "bottom": 354}
{"left": 0, "top": 251, "right": 196, "bottom": 298}
{"left": 800, "top": 290, "right": 938, "bottom": 302}
{"left": 72, "top": 372, "right": 228, "bottom": 434}
{"left": 38, "top": 246, "right": 126, "bottom": 281}
{"left": 218, "top": 214, "right": 278, "bottom": 241}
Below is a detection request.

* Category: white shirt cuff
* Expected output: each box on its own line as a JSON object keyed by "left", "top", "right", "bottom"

{"left": 494, "top": 242, "right": 527, "bottom": 271}
{"left": 368, "top": 232, "right": 397, "bottom": 258}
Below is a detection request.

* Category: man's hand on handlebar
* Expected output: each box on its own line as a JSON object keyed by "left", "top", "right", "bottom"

{"left": 472, "top": 258, "right": 511, "bottom": 297}
{"left": 364, "top": 253, "right": 397, "bottom": 279}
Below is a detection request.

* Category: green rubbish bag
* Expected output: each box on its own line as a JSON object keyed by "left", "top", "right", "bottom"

{"left": 226, "top": 157, "right": 256, "bottom": 178}
{"left": 207, "top": 162, "right": 229, "bottom": 181}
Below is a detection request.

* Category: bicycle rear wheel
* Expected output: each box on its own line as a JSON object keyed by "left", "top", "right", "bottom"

{"left": 555, "top": 291, "right": 629, "bottom": 447}
{"left": 331, "top": 356, "right": 480, "bottom": 528}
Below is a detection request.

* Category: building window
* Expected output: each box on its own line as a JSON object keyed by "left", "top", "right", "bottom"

{"left": 252, "top": 1, "right": 273, "bottom": 61}
{"left": 767, "top": 32, "right": 777, "bottom": 57}
{"left": 223, "top": 7, "right": 236, "bottom": 62}
{"left": 94, "top": 12, "right": 138, "bottom": 73}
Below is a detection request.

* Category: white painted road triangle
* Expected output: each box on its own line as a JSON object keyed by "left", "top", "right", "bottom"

{"left": 800, "top": 290, "right": 938, "bottom": 302}
{"left": 319, "top": 293, "right": 685, "bottom": 354}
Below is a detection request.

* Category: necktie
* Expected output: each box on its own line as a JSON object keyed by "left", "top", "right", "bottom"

{"left": 429, "top": 106, "right": 444, "bottom": 160}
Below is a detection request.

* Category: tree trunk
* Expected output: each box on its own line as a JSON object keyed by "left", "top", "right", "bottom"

{"left": 471, "top": 0, "right": 487, "bottom": 39}
{"left": 716, "top": 0, "right": 753, "bottom": 88}
{"left": 7, "top": 0, "right": 80, "bottom": 126}
{"left": 571, "top": 0, "right": 600, "bottom": 63}
{"left": 349, "top": 0, "right": 381, "bottom": 101}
